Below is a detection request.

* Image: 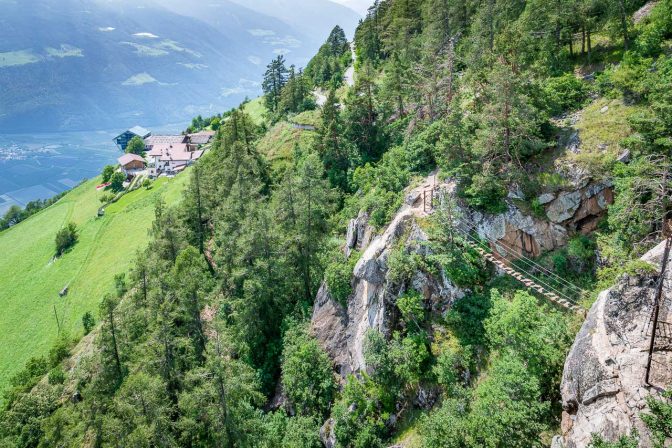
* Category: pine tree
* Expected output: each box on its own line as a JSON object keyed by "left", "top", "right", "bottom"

{"left": 381, "top": 51, "right": 412, "bottom": 117}
{"left": 274, "top": 153, "right": 333, "bottom": 302}
{"left": 343, "top": 62, "right": 383, "bottom": 163}
{"left": 319, "top": 89, "right": 352, "bottom": 190}
{"left": 98, "top": 294, "right": 125, "bottom": 393}
{"left": 473, "top": 61, "right": 544, "bottom": 168}
{"left": 149, "top": 199, "right": 184, "bottom": 263}
{"left": 178, "top": 328, "right": 264, "bottom": 446}
{"left": 262, "top": 56, "right": 289, "bottom": 114}
{"left": 172, "top": 246, "right": 211, "bottom": 363}
{"left": 326, "top": 25, "right": 349, "bottom": 56}
{"left": 182, "top": 163, "right": 207, "bottom": 255}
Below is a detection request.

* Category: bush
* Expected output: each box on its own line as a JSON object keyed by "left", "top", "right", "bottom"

{"left": 102, "top": 165, "right": 116, "bottom": 183}
{"left": 48, "top": 336, "right": 71, "bottom": 367}
{"left": 588, "top": 432, "right": 639, "bottom": 448}
{"left": 460, "top": 173, "right": 508, "bottom": 214}
{"left": 82, "top": 312, "right": 95, "bottom": 335}
{"left": 387, "top": 246, "right": 421, "bottom": 285}
{"left": 433, "top": 343, "right": 472, "bottom": 395}
{"left": 9, "top": 356, "right": 49, "bottom": 390}
{"left": 99, "top": 193, "right": 114, "bottom": 204}
{"left": 567, "top": 235, "right": 596, "bottom": 272}
{"left": 324, "top": 253, "right": 358, "bottom": 307}
{"left": 281, "top": 325, "right": 335, "bottom": 417}
{"left": 142, "top": 178, "right": 152, "bottom": 189}
{"left": 544, "top": 74, "right": 589, "bottom": 116}
{"left": 530, "top": 197, "right": 546, "bottom": 219}
{"left": 110, "top": 172, "right": 126, "bottom": 192}
{"left": 388, "top": 332, "right": 430, "bottom": 388}
{"left": 48, "top": 367, "right": 65, "bottom": 385}
{"left": 55, "top": 222, "right": 78, "bottom": 256}
{"left": 397, "top": 291, "right": 424, "bottom": 328}
{"left": 429, "top": 246, "right": 488, "bottom": 289}
{"left": 332, "top": 375, "right": 386, "bottom": 448}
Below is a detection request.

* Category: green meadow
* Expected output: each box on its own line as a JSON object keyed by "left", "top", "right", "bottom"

{"left": 0, "top": 174, "right": 189, "bottom": 393}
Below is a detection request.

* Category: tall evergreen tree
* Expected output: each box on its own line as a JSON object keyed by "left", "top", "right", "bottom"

{"left": 262, "top": 56, "right": 289, "bottom": 113}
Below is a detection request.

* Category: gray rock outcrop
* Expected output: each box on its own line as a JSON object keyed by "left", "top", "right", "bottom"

{"left": 463, "top": 180, "right": 613, "bottom": 260}
{"left": 466, "top": 203, "right": 569, "bottom": 258}
{"left": 558, "top": 240, "right": 672, "bottom": 447}
{"left": 311, "top": 177, "right": 463, "bottom": 377}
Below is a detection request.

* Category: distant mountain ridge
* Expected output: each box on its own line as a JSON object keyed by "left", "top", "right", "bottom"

{"left": 0, "top": 0, "right": 360, "bottom": 133}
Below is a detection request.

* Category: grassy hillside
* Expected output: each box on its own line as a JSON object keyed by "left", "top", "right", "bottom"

{"left": 242, "top": 97, "right": 267, "bottom": 125}
{"left": 256, "top": 110, "right": 321, "bottom": 175}
{"left": 0, "top": 174, "right": 188, "bottom": 393}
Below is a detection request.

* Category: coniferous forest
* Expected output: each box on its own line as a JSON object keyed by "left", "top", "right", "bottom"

{"left": 2, "top": 0, "right": 672, "bottom": 447}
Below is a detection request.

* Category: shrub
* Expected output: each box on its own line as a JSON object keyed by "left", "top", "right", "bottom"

{"left": 530, "top": 197, "right": 546, "bottom": 219}
{"left": 388, "top": 331, "right": 430, "bottom": 388}
{"left": 433, "top": 343, "right": 472, "bottom": 395}
{"left": 48, "top": 336, "right": 71, "bottom": 367}
{"left": 142, "top": 178, "right": 152, "bottom": 189}
{"left": 588, "top": 432, "right": 639, "bottom": 448}
{"left": 460, "top": 173, "right": 508, "bottom": 214}
{"left": 48, "top": 367, "right": 65, "bottom": 385}
{"left": 642, "top": 390, "right": 672, "bottom": 447}
{"left": 324, "top": 253, "right": 358, "bottom": 307}
{"left": 281, "top": 325, "right": 335, "bottom": 417}
{"left": 430, "top": 245, "right": 488, "bottom": 289}
{"left": 9, "top": 356, "right": 49, "bottom": 390}
{"left": 82, "top": 312, "right": 95, "bottom": 335}
{"left": 567, "top": 235, "right": 596, "bottom": 272}
{"left": 99, "top": 193, "right": 114, "bottom": 204}
{"left": 55, "top": 222, "right": 78, "bottom": 256}
{"left": 387, "top": 246, "right": 424, "bottom": 285}
{"left": 332, "top": 375, "right": 386, "bottom": 448}
{"left": 397, "top": 291, "right": 424, "bottom": 328}
{"left": 101, "top": 165, "right": 116, "bottom": 183}
{"left": 544, "top": 74, "right": 589, "bottom": 116}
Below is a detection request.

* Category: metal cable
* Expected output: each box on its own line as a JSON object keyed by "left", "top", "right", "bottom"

{"left": 456, "top": 226, "right": 580, "bottom": 306}
{"left": 454, "top": 218, "right": 587, "bottom": 295}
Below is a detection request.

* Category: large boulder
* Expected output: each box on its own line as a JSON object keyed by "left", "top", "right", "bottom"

{"left": 547, "top": 191, "right": 582, "bottom": 223}
{"left": 467, "top": 205, "right": 568, "bottom": 258}
{"left": 465, "top": 180, "right": 614, "bottom": 260}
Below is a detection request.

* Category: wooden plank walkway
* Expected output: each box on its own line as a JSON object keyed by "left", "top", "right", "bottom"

{"left": 422, "top": 185, "right": 583, "bottom": 313}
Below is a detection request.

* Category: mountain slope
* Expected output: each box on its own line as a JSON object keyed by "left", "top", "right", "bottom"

{"left": 229, "top": 0, "right": 361, "bottom": 40}
{"left": 0, "top": 0, "right": 356, "bottom": 133}
{"left": 0, "top": 173, "right": 188, "bottom": 397}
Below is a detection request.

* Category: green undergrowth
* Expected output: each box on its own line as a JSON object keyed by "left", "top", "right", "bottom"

{"left": 567, "top": 98, "right": 640, "bottom": 173}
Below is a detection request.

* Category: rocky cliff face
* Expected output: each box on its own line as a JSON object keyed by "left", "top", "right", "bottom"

{"left": 463, "top": 180, "right": 613, "bottom": 260}
{"left": 557, "top": 240, "right": 672, "bottom": 447}
{"left": 311, "top": 177, "right": 463, "bottom": 377}
{"left": 312, "top": 172, "right": 615, "bottom": 378}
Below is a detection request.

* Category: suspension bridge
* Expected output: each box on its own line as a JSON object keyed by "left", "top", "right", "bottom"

{"left": 421, "top": 185, "right": 586, "bottom": 313}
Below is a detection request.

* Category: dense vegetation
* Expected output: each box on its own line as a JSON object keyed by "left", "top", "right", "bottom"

{"left": 305, "top": 26, "right": 353, "bottom": 88}
{"left": 2, "top": 0, "right": 672, "bottom": 447}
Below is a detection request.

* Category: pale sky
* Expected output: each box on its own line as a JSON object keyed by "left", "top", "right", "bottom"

{"left": 330, "top": 0, "right": 370, "bottom": 16}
